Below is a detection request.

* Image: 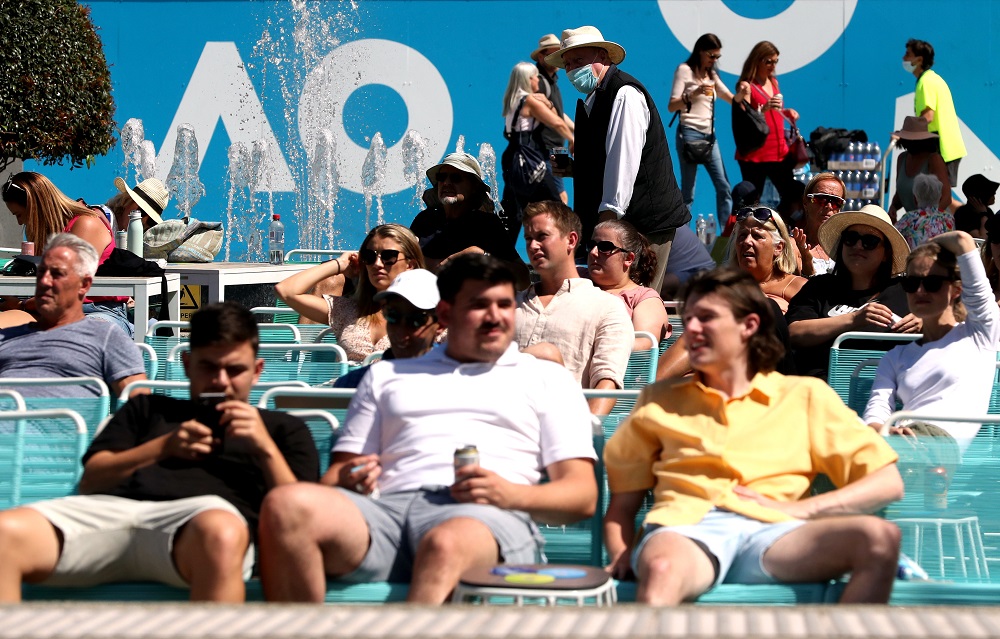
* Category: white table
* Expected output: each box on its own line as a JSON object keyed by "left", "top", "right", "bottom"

{"left": 164, "top": 262, "right": 312, "bottom": 304}
{"left": 0, "top": 274, "right": 180, "bottom": 344}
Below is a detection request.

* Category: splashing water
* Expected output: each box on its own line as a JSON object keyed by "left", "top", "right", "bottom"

{"left": 165, "top": 123, "right": 205, "bottom": 220}
{"left": 477, "top": 142, "right": 509, "bottom": 226}
{"left": 121, "top": 118, "right": 145, "bottom": 184}
{"left": 138, "top": 141, "right": 157, "bottom": 182}
{"left": 225, "top": 142, "right": 253, "bottom": 261}
{"left": 401, "top": 130, "right": 429, "bottom": 209}
{"left": 361, "top": 133, "right": 387, "bottom": 231}
{"left": 454, "top": 135, "right": 465, "bottom": 155}
{"left": 305, "top": 128, "right": 339, "bottom": 250}
{"left": 249, "top": 139, "right": 275, "bottom": 262}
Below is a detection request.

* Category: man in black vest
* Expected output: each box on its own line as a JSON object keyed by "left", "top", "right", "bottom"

{"left": 546, "top": 26, "right": 688, "bottom": 294}
{"left": 532, "top": 33, "right": 572, "bottom": 204}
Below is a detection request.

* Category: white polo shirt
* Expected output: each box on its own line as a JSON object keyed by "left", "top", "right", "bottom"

{"left": 335, "top": 343, "right": 596, "bottom": 494}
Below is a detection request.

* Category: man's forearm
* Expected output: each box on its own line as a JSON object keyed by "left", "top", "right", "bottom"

{"left": 79, "top": 435, "right": 170, "bottom": 494}
{"left": 799, "top": 464, "right": 904, "bottom": 518}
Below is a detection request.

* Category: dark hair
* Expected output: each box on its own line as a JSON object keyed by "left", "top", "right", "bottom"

{"left": 437, "top": 253, "right": 516, "bottom": 303}
{"left": 593, "top": 219, "right": 658, "bottom": 286}
{"left": 523, "top": 200, "right": 582, "bottom": 237}
{"left": 190, "top": 302, "right": 260, "bottom": 354}
{"left": 680, "top": 268, "right": 784, "bottom": 376}
{"left": 907, "top": 242, "right": 965, "bottom": 321}
{"left": 831, "top": 229, "right": 894, "bottom": 288}
{"left": 906, "top": 38, "right": 934, "bottom": 69}
{"left": 685, "top": 33, "right": 722, "bottom": 72}
{"left": 954, "top": 205, "right": 987, "bottom": 235}
{"left": 897, "top": 136, "right": 940, "bottom": 154}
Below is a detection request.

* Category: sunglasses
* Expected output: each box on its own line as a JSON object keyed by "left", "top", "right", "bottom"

{"left": 586, "top": 240, "right": 626, "bottom": 255}
{"left": 765, "top": 58, "right": 779, "bottom": 66}
{"left": 841, "top": 230, "right": 883, "bottom": 251}
{"left": 436, "top": 172, "right": 467, "bottom": 185}
{"left": 899, "top": 274, "right": 955, "bottom": 294}
{"left": 359, "top": 248, "right": 402, "bottom": 266}
{"left": 735, "top": 207, "right": 774, "bottom": 224}
{"left": 806, "top": 192, "right": 845, "bottom": 209}
{"left": 707, "top": 53, "right": 722, "bottom": 60}
{"left": 384, "top": 308, "right": 434, "bottom": 328}
{"left": 2, "top": 174, "right": 26, "bottom": 201}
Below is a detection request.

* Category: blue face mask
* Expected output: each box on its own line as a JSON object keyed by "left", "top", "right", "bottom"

{"left": 568, "top": 66, "right": 599, "bottom": 94}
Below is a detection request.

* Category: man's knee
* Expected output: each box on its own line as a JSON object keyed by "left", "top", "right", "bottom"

{"left": 178, "top": 510, "right": 249, "bottom": 567}
{"left": 417, "top": 518, "right": 497, "bottom": 561}
{"left": 0, "top": 509, "right": 59, "bottom": 561}
{"left": 260, "top": 483, "right": 326, "bottom": 533}
{"left": 852, "top": 517, "right": 901, "bottom": 564}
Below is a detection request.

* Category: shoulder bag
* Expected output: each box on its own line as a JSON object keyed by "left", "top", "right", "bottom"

{"left": 502, "top": 96, "right": 548, "bottom": 197}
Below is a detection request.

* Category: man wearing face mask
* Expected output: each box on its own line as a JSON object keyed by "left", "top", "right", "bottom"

{"left": 546, "top": 26, "right": 688, "bottom": 294}
{"left": 903, "top": 39, "right": 966, "bottom": 196}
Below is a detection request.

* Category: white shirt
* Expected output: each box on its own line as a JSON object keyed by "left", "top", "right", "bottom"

{"left": 334, "top": 343, "right": 596, "bottom": 494}
{"left": 515, "top": 278, "right": 633, "bottom": 388}
{"left": 585, "top": 85, "right": 649, "bottom": 218}
{"left": 863, "top": 252, "right": 1000, "bottom": 449}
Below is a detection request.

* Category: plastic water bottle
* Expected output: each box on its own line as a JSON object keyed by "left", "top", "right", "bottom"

{"left": 846, "top": 142, "right": 856, "bottom": 165}
{"left": 696, "top": 213, "right": 708, "bottom": 246}
{"left": 873, "top": 142, "right": 882, "bottom": 164}
{"left": 705, "top": 215, "right": 717, "bottom": 249}
{"left": 268, "top": 214, "right": 285, "bottom": 265}
{"left": 127, "top": 210, "right": 144, "bottom": 258}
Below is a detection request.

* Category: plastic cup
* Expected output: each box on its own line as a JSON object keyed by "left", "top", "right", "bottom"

{"left": 550, "top": 147, "right": 570, "bottom": 170}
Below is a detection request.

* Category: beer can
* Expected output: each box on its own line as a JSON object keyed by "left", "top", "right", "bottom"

{"left": 19, "top": 241, "right": 33, "bottom": 256}
{"left": 116, "top": 230, "right": 128, "bottom": 250}
{"left": 925, "top": 466, "right": 948, "bottom": 510}
{"left": 454, "top": 445, "right": 479, "bottom": 476}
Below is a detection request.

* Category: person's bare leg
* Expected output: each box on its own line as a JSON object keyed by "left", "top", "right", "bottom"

{"left": 259, "top": 483, "right": 371, "bottom": 602}
{"left": 407, "top": 518, "right": 499, "bottom": 604}
{"left": 0, "top": 310, "right": 36, "bottom": 329}
{"left": 763, "top": 516, "right": 900, "bottom": 604}
{"left": 0, "top": 508, "right": 61, "bottom": 601}
{"left": 173, "top": 509, "right": 250, "bottom": 603}
{"left": 634, "top": 530, "right": 717, "bottom": 605}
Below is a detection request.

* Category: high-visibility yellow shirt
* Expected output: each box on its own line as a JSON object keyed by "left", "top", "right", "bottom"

{"left": 915, "top": 70, "right": 967, "bottom": 163}
{"left": 605, "top": 371, "right": 898, "bottom": 528}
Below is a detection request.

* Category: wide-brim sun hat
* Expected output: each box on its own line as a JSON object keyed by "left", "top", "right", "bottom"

{"left": 373, "top": 268, "right": 440, "bottom": 310}
{"left": 818, "top": 204, "right": 910, "bottom": 275}
{"left": 531, "top": 33, "right": 561, "bottom": 61}
{"left": 892, "top": 115, "right": 938, "bottom": 141}
{"left": 114, "top": 176, "right": 168, "bottom": 225}
{"left": 544, "top": 26, "right": 626, "bottom": 69}
{"left": 425, "top": 153, "right": 490, "bottom": 192}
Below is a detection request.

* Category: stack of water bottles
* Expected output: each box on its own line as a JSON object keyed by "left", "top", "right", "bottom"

{"left": 695, "top": 212, "right": 716, "bottom": 249}
{"left": 816, "top": 141, "right": 882, "bottom": 210}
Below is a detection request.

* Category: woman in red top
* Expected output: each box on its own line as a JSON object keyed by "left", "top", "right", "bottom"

{"left": 734, "top": 41, "right": 801, "bottom": 217}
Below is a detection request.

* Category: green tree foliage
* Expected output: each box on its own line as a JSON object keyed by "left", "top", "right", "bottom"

{"left": 0, "top": 0, "right": 117, "bottom": 170}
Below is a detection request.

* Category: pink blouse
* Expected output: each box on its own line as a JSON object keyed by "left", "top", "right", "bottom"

{"left": 324, "top": 295, "right": 390, "bottom": 364}
{"left": 615, "top": 286, "right": 662, "bottom": 318}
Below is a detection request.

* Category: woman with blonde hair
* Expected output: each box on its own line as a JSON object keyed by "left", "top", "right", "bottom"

{"left": 275, "top": 224, "right": 426, "bottom": 364}
{"left": 727, "top": 205, "right": 806, "bottom": 312}
{"left": 500, "top": 61, "right": 574, "bottom": 236}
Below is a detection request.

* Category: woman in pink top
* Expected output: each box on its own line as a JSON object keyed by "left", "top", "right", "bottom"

{"left": 276, "top": 224, "right": 426, "bottom": 364}
{"left": 733, "top": 41, "right": 801, "bottom": 215}
{"left": 1, "top": 172, "right": 132, "bottom": 334}
{"left": 586, "top": 219, "right": 670, "bottom": 350}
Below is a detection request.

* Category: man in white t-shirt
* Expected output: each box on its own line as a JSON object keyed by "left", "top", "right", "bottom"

{"left": 258, "top": 254, "right": 597, "bottom": 604}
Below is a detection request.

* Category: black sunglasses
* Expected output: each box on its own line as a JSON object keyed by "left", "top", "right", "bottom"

{"left": 436, "top": 172, "right": 467, "bottom": 184}
{"left": 841, "top": 230, "right": 883, "bottom": 251}
{"left": 899, "top": 274, "right": 955, "bottom": 294}
{"left": 384, "top": 308, "right": 434, "bottom": 328}
{"left": 586, "top": 240, "right": 626, "bottom": 255}
{"left": 2, "top": 174, "right": 26, "bottom": 202}
{"left": 359, "top": 248, "right": 402, "bottom": 266}
{"left": 806, "top": 192, "right": 845, "bottom": 209}
{"left": 735, "top": 207, "right": 774, "bottom": 224}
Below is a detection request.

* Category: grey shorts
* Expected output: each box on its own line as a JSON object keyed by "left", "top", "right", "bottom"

{"left": 26, "top": 494, "right": 254, "bottom": 588}
{"left": 633, "top": 509, "right": 805, "bottom": 587}
{"left": 338, "top": 487, "right": 544, "bottom": 583}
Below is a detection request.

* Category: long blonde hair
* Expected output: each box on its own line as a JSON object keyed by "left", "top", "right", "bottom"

{"left": 727, "top": 209, "right": 799, "bottom": 276}
{"left": 5, "top": 172, "right": 99, "bottom": 247}
{"left": 355, "top": 224, "right": 426, "bottom": 318}
{"left": 502, "top": 62, "right": 537, "bottom": 117}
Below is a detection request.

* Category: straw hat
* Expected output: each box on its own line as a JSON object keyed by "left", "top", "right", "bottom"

{"left": 818, "top": 204, "right": 910, "bottom": 274}
{"left": 114, "top": 177, "right": 168, "bottom": 225}
{"left": 892, "top": 116, "right": 938, "bottom": 141}
{"left": 531, "top": 34, "right": 561, "bottom": 62}
{"left": 544, "top": 26, "right": 626, "bottom": 69}
{"left": 425, "top": 153, "right": 489, "bottom": 192}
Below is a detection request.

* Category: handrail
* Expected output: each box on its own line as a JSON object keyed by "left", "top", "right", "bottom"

{"left": 831, "top": 331, "right": 922, "bottom": 350}
{"left": 0, "top": 377, "right": 109, "bottom": 397}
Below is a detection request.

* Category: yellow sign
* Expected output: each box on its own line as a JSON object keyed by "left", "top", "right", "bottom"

{"left": 179, "top": 285, "right": 201, "bottom": 322}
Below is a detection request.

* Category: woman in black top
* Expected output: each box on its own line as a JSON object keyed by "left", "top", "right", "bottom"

{"left": 786, "top": 205, "right": 921, "bottom": 378}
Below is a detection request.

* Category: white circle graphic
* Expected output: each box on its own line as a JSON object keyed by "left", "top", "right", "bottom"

{"left": 298, "top": 39, "right": 453, "bottom": 194}
{"left": 658, "top": 0, "right": 858, "bottom": 75}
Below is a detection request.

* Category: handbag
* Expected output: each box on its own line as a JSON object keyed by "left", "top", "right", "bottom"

{"left": 0, "top": 255, "right": 41, "bottom": 276}
{"left": 144, "top": 219, "right": 223, "bottom": 263}
{"left": 786, "top": 124, "right": 810, "bottom": 169}
{"left": 670, "top": 83, "right": 716, "bottom": 165}
{"left": 732, "top": 99, "right": 769, "bottom": 155}
{"left": 502, "top": 97, "right": 548, "bottom": 197}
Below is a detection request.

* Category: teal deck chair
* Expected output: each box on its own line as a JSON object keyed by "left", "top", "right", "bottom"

{"left": 115, "top": 380, "right": 310, "bottom": 411}
{"left": 145, "top": 321, "right": 190, "bottom": 381}
{"left": 827, "top": 332, "right": 921, "bottom": 406}
{"left": 0, "top": 408, "right": 88, "bottom": 509}
{"left": 0, "top": 377, "right": 110, "bottom": 439}
{"left": 612, "top": 332, "right": 658, "bottom": 418}
{"left": 249, "top": 306, "right": 329, "bottom": 342}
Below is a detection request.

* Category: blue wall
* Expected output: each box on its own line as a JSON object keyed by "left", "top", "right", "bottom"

{"left": 29, "top": 0, "right": 1000, "bottom": 259}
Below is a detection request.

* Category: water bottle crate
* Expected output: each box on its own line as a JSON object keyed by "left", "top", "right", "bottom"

{"left": 828, "top": 159, "right": 879, "bottom": 171}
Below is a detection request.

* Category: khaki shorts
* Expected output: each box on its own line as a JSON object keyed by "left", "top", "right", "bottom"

{"left": 26, "top": 494, "right": 254, "bottom": 588}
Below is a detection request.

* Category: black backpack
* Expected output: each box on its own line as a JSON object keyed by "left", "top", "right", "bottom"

{"left": 95, "top": 248, "right": 171, "bottom": 327}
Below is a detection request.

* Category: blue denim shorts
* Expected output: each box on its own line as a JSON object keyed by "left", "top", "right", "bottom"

{"left": 633, "top": 509, "right": 805, "bottom": 586}
{"left": 83, "top": 301, "right": 135, "bottom": 338}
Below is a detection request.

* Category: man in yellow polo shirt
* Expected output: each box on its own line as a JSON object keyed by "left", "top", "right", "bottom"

{"left": 603, "top": 268, "right": 903, "bottom": 605}
{"left": 904, "top": 38, "right": 966, "bottom": 197}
